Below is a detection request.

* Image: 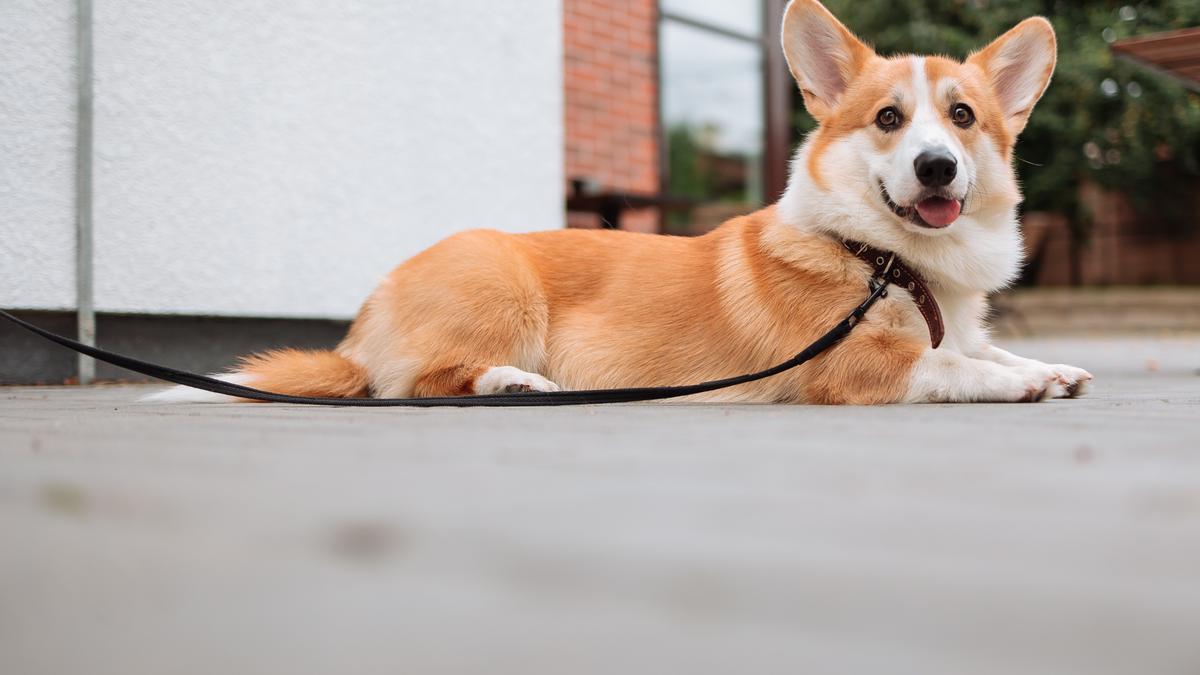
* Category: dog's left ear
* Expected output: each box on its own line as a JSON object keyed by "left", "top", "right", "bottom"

{"left": 968, "top": 18, "right": 1057, "bottom": 136}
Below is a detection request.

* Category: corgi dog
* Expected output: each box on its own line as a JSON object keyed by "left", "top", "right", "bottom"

{"left": 149, "top": 0, "right": 1091, "bottom": 405}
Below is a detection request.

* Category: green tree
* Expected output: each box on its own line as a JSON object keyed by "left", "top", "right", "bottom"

{"left": 666, "top": 124, "right": 707, "bottom": 199}
{"left": 795, "top": 0, "right": 1200, "bottom": 237}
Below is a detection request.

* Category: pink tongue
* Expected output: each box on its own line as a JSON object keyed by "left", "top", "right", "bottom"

{"left": 915, "top": 197, "right": 961, "bottom": 228}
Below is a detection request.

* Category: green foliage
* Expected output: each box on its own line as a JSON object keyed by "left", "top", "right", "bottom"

{"left": 794, "top": 0, "right": 1200, "bottom": 236}
{"left": 666, "top": 124, "right": 707, "bottom": 199}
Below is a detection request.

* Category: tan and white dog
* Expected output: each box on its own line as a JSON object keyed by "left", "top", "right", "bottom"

{"left": 150, "top": 0, "right": 1091, "bottom": 405}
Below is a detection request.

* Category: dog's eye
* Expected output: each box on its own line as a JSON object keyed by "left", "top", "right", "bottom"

{"left": 951, "top": 103, "right": 975, "bottom": 128}
{"left": 875, "top": 107, "right": 902, "bottom": 131}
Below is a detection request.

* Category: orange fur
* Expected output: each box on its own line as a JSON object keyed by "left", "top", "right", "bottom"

{"left": 238, "top": 349, "right": 370, "bottom": 399}
{"left": 412, "top": 364, "right": 491, "bottom": 397}
{"left": 313, "top": 208, "right": 927, "bottom": 404}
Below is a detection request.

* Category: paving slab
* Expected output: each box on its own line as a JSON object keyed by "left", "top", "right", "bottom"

{"left": 2, "top": 337, "right": 1199, "bottom": 675}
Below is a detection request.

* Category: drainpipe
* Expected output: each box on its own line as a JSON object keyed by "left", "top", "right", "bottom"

{"left": 76, "top": 0, "right": 95, "bottom": 384}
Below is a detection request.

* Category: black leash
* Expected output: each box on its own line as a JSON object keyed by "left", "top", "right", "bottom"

{"left": 0, "top": 260, "right": 892, "bottom": 407}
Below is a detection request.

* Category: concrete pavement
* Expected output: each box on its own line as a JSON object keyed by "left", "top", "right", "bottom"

{"left": 2, "top": 336, "right": 1199, "bottom": 675}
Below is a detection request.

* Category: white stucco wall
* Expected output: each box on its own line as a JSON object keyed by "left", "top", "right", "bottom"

{"left": 0, "top": 0, "right": 78, "bottom": 311}
{"left": 0, "top": 0, "right": 563, "bottom": 319}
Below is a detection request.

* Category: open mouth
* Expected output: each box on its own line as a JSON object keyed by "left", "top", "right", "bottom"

{"left": 880, "top": 184, "right": 964, "bottom": 229}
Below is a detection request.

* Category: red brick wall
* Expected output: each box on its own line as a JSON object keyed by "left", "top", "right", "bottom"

{"left": 564, "top": 0, "right": 660, "bottom": 232}
{"left": 1025, "top": 183, "right": 1200, "bottom": 285}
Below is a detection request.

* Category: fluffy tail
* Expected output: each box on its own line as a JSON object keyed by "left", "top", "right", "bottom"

{"left": 141, "top": 349, "right": 370, "bottom": 403}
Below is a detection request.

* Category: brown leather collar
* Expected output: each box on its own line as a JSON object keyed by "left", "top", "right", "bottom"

{"left": 843, "top": 240, "right": 944, "bottom": 348}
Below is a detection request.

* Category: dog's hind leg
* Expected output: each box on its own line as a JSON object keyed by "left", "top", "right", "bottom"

{"left": 343, "top": 230, "right": 561, "bottom": 399}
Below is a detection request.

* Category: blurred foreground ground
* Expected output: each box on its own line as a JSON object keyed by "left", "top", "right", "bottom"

{"left": 2, "top": 335, "right": 1199, "bottom": 675}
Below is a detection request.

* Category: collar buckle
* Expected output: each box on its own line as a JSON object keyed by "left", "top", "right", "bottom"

{"left": 868, "top": 252, "right": 896, "bottom": 297}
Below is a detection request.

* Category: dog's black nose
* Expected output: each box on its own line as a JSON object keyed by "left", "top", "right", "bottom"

{"left": 914, "top": 151, "right": 957, "bottom": 188}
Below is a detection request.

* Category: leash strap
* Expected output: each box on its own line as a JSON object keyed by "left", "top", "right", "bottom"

{"left": 0, "top": 272, "right": 890, "bottom": 407}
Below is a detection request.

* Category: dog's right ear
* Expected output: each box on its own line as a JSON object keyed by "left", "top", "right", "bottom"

{"left": 781, "top": 0, "right": 875, "bottom": 122}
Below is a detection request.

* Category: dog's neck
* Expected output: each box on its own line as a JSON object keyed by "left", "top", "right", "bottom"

{"left": 775, "top": 143, "right": 1025, "bottom": 296}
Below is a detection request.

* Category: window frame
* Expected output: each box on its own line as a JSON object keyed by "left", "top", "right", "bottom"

{"left": 656, "top": 0, "right": 791, "bottom": 210}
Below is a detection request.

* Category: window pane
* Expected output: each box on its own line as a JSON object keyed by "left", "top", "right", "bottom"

{"left": 660, "top": 20, "right": 763, "bottom": 224}
{"left": 661, "top": 0, "right": 761, "bottom": 37}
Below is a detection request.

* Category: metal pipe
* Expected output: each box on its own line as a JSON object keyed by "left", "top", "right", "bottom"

{"left": 75, "top": 0, "right": 95, "bottom": 384}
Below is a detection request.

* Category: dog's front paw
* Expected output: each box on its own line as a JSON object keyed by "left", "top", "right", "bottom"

{"left": 1017, "top": 371, "right": 1057, "bottom": 402}
{"left": 473, "top": 366, "right": 561, "bottom": 395}
{"left": 1011, "top": 363, "right": 1093, "bottom": 400}
{"left": 906, "top": 352, "right": 1072, "bottom": 404}
{"left": 1047, "top": 364, "right": 1093, "bottom": 398}
{"left": 1019, "top": 363, "right": 1093, "bottom": 399}
{"left": 989, "top": 366, "right": 1061, "bottom": 403}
